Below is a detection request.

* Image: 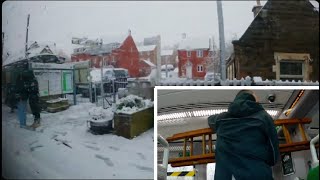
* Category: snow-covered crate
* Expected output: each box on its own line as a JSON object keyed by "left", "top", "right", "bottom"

{"left": 114, "top": 107, "right": 154, "bottom": 139}
{"left": 46, "top": 98, "right": 70, "bottom": 113}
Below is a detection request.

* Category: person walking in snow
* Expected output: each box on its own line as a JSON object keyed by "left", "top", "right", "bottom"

{"left": 26, "top": 70, "right": 41, "bottom": 128}
{"left": 15, "top": 71, "right": 30, "bottom": 128}
{"left": 208, "top": 90, "right": 279, "bottom": 180}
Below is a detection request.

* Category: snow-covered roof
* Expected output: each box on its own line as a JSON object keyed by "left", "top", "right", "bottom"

{"left": 83, "top": 43, "right": 121, "bottom": 55}
{"left": 142, "top": 59, "right": 156, "bottom": 67}
{"left": 3, "top": 41, "right": 60, "bottom": 66}
{"left": 161, "top": 49, "right": 174, "bottom": 56}
{"left": 137, "top": 45, "right": 156, "bottom": 52}
{"left": 178, "top": 36, "right": 210, "bottom": 50}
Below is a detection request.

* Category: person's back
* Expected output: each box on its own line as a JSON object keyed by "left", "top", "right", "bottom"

{"left": 208, "top": 90, "right": 279, "bottom": 180}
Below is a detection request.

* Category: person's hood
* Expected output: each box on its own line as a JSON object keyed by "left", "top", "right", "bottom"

{"left": 228, "top": 92, "right": 264, "bottom": 117}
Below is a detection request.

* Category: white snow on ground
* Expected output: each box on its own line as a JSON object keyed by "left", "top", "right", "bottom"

{"left": 2, "top": 103, "right": 154, "bottom": 179}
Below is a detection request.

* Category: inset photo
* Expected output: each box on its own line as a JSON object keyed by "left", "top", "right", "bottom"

{"left": 157, "top": 89, "right": 319, "bottom": 180}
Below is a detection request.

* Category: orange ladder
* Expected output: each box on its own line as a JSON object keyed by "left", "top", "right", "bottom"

{"left": 166, "top": 118, "right": 318, "bottom": 167}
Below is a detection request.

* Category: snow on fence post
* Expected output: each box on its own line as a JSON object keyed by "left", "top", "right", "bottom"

{"left": 240, "top": 78, "right": 245, "bottom": 86}
{"left": 245, "top": 76, "right": 252, "bottom": 86}
{"left": 158, "top": 76, "right": 318, "bottom": 86}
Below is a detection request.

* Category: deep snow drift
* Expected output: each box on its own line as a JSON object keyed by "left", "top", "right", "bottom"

{"left": 2, "top": 103, "right": 154, "bottom": 179}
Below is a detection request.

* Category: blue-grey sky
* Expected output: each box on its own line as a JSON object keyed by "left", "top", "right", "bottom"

{"left": 2, "top": 1, "right": 318, "bottom": 56}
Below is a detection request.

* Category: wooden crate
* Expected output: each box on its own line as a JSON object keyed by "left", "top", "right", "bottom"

{"left": 114, "top": 107, "right": 154, "bottom": 139}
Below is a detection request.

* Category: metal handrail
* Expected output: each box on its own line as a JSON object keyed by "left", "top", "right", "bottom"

{"left": 158, "top": 134, "right": 169, "bottom": 170}
{"left": 310, "top": 134, "right": 319, "bottom": 168}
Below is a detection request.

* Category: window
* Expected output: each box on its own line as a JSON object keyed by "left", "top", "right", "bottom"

{"left": 197, "top": 50, "right": 203, "bottom": 58}
{"left": 187, "top": 51, "right": 191, "bottom": 57}
{"left": 279, "top": 60, "right": 304, "bottom": 81}
{"left": 274, "top": 52, "right": 310, "bottom": 81}
{"left": 197, "top": 65, "right": 203, "bottom": 72}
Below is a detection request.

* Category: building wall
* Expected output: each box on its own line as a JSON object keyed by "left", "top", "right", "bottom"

{"left": 139, "top": 60, "right": 153, "bottom": 77}
{"left": 230, "top": 1, "right": 319, "bottom": 81}
{"left": 232, "top": 42, "right": 319, "bottom": 81}
{"left": 178, "top": 49, "right": 209, "bottom": 79}
{"left": 71, "top": 35, "right": 140, "bottom": 77}
{"left": 139, "top": 49, "right": 157, "bottom": 65}
{"left": 110, "top": 35, "right": 140, "bottom": 77}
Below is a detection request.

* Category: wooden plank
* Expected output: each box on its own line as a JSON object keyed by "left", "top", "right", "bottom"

{"left": 190, "top": 137, "right": 193, "bottom": 156}
{"left": 274, "top": 118, "right": 312, "bottom": 125}
{"left": 298, "top": 123, "right": 308, "bottom": 141}
{"left": 169, "top": 153, "right": 215, "bottom": 163}
{"left": 166, "top": 128, "right": 213, "bottom": 142}
{"left": 166, "top": 118, "right": 312, "bottom": 142}
{"left": 209, "top": 134, "right": 212, "bottom": 153}
{"left": 202, "top": 134, "right": 205, "bottom": 155}
{"left": 169, "top": 143, "right": 319, "bottom": 167}
{"left": 183, "top": 138, "right": 186, "bottom": 157}
{"left": 282, "top": 125, "right": 292, "bottom": 143}
{"left": 171, "top": 159, "right": 215, "bottom": 167}
{"left": 279, "top": 141, "right": 309, "bottom": 148}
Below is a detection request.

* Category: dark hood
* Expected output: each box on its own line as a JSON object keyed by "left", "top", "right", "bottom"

{"left": 228, "top": 92, "right": 264, "bottom": 117}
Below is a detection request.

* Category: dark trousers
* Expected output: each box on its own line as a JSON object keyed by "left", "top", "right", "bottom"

{"left": 29, "top": 95, "right": 41, "bottom": 119}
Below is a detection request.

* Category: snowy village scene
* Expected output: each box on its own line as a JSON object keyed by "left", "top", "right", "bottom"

{"left": 1, "top": 0, "right": 319, "bottom": 180}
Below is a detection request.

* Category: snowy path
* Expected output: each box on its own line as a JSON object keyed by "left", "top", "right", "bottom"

{"left": 2, "top": 103, "right": 154, "bottom": 179}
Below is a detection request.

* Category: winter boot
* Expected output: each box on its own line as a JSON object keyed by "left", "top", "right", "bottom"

{"left": 30, "top": 118, "right": 41, "bottom": 128}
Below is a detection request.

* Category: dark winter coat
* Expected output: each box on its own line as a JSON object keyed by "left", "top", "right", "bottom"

{"left": 15, "top": 73, "right": 30, "bottom": 101}
{"left": 5, "top": 83, "right": 17, "bottom": 108}
{"left": 208, "top": 92, "right": 279, "bottom": 180}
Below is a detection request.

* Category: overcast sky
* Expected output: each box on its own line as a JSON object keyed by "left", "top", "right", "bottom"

{"left": 2, "top": 1, "right": 318, "bottom": 56}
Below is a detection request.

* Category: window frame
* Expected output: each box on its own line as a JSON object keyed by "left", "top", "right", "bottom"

{"left": 197, "top": 65, "right": 203, "bottom": 72}
{"left": 274, "top": 52, "right": 310, "bottom": 81}
{"left": 197, "top": 50, "right": 203, "bottom": 58}
{"left": 187, "top": 51, "right": 191, "bottom": 57}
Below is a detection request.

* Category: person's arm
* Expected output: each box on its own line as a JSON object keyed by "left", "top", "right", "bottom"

{"left": 208, "top": 112, "right": 228, "bottom": 132}
{"left": 266, "top": 114, "right": 280, "bottom": 166}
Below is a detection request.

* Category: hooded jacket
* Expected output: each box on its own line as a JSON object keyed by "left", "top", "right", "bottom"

{"left": 208, "top": 92, "right": 279, "bottom": 180}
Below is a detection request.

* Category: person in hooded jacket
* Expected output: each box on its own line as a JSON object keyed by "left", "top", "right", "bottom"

{"left": 15, "top": 71, "right": 30, "bottom": 128}
{"left": 208, "top": 90, "right": 279, "bottom": 180}
{"left": 26, "top": 70, "right": 41, "bottom": 128}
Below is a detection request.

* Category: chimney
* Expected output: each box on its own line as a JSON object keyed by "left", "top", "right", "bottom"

{"left": 252, "top": 0, "right": 263, "bottom": 18}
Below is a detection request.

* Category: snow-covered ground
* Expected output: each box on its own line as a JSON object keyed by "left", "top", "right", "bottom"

{"left": 2, "top": 103, "right": 154, "bottom": 179}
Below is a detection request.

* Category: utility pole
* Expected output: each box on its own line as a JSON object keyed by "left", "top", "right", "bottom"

{"left": 217, "top": 1, "right": 226, "bottom": 80}
{"left": 25, "top": 14, "right": 30, "bottom": 58}
{"left": 156, "top": 35, "right": 161, "bottom": 85}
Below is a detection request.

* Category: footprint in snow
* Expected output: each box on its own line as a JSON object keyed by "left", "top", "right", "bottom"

{"left": 29, "top": 140, "right": 39, "bottom": 146}
{"left": 53, "top": 131, "right": 67, "bottom": 136}
{"left": 84, "top": 145, "right": 100, "bottom": 151}
{"left": 30, "top": 145, "right": 44, "bottom": 152}
{"left": 84, "top": 141, "right": 97, "bottom": 145}
{"left": 130, "top": 163, "right": 153, "bottom": 172}
{"left": 95, "top": 154, "right": 114, "bottom": 167}
{"left": 137, "top": 152, "right": 146, "bottom": 160}
{"left": 109, "top": 146, "right": 120, "bottom": 151}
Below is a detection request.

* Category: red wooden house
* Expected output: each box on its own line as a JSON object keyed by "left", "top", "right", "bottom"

{"left": 177, "top": 36, "right": 212, "bottom": 79}
{"left": 71, "top": 32, "right": 140, "bottom": 77}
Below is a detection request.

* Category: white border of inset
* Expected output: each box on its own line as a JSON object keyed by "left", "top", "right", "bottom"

{"left": 153, "top": 86, "right": 319, "bottom": 179}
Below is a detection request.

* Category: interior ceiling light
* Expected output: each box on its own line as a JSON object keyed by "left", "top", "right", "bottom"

{"left": 158, "top": 109, "right": 279, "bottom": 121}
